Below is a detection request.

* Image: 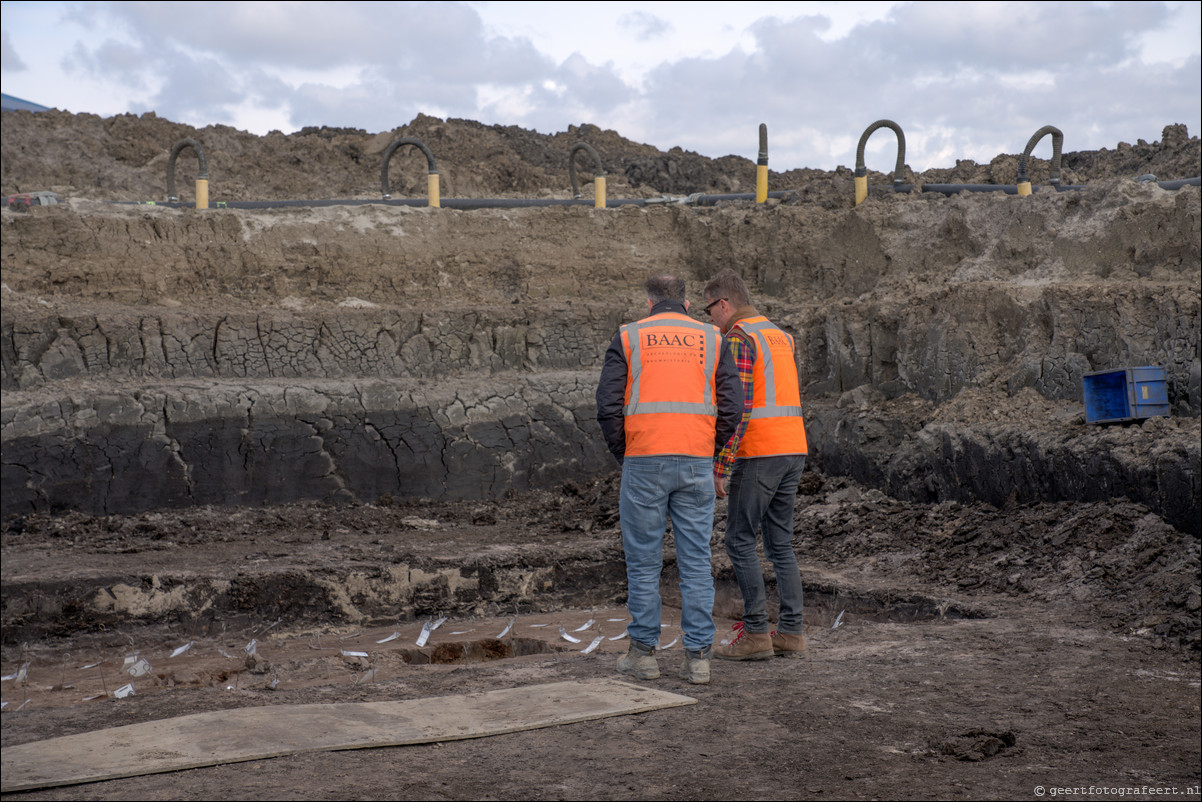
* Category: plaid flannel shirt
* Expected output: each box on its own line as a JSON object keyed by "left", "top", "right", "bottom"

{"left": 713, "top": 327, "right": 756, "bottom": 481}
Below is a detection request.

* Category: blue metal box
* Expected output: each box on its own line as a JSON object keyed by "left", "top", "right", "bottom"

{"left": 1082, "top": 366, "right": 1170, "bottom": 424}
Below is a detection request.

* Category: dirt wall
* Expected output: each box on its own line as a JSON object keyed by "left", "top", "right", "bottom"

{"left": 2, "top": 114, "right": 1199, "bottom": 534}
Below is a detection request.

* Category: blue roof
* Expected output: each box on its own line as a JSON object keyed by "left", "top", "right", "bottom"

{"left": 1, "top": 93, "right": 52, "bottom": 112}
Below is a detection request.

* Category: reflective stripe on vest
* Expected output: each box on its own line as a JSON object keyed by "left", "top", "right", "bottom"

{"left": 621, "top": 312, "right": 721, "bottom": 457}
{"left": 733, "top": 317, "right": 808, "bottom": 457}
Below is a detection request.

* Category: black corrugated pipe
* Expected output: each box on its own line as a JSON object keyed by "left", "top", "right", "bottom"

{"left": 921, "top": 183, "right": 1087, "bottom": 196}
{"left": 1017, "top": 125, "right": 1063, "bottom": 196}
{"left": 167, "top": 138, "right": 209, "bottom": 208}
{"left": 922, "top": 183, "right": 1023, "bottom": 195}
{"left": 854, "top": 120, "right": 907, "bottom": 205}
{"left": 115, "top": 193, "right": 798, "bottom": 211}
{"left": 381, "top": 138, "right": 440, "bottom": 206}
{"left": 923, "top": 125, "right": 1078, "bottom": 195}
{"left": 921, "top": 175, "right": 1202, "bottom": 196}
{"left": 1156, "top": 177, "right": 1202, "bottom": 190}
{"left": 569, "top": 143, "right": 606, "bottom": 207}
{"left": 692, "top": 192, "right": 795, "bottom": 206}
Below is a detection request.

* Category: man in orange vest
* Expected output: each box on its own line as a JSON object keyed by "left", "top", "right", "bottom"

{"left": 597, "top": 273, "right": 742, "bottom": 684}
{"left": 703, "top": 268, "right": 810, "bottom": 661}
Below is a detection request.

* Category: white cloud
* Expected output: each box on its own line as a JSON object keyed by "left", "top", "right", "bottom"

{"left": 618, "top": 11, "right": 672, "bottom": 42}
{"left": 2, "top": 28, "right": 27, "bottom": 72}
{"left": 1, "top": 1, "right": 1197, "bottom": 170}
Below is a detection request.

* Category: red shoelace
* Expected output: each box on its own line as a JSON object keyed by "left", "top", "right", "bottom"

{"left": 729, "top": 621, "right": 777, "bottom": 642}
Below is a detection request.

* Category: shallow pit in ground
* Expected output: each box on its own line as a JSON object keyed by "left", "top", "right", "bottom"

{"left": 707, "top": 575, "right": 985, "bottom": 628}
{"left": 0, "top": 582, "right": 988, "bottom": 713}
{"left": 796, "top": 585, "right": 986, "bottom": 627}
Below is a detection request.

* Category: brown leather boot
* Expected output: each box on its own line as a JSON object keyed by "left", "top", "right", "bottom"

{"left": 714, "top": 624, "right": 774, "bottom": 661}
{"left": 772, "top": 630, "right": 808, "bottom": 658}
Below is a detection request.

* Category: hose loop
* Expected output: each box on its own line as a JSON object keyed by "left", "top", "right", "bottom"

{"left": 167, "top": 138, "right": 208, "bottom": 202}
{"left": 381, "top": 138, "right": 438, "bottom": 199}
{"left": 854, "top": 120, "right": 906, "bottom": 184}
{"left": 1017, "top": 125, "right": 1063, "bottom": 186}
{"left": 568, "top": 143, "right": 605, "bottom": 199}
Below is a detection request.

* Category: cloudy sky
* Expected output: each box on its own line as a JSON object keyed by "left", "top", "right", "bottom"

{"left": 2, "top": 1, "right": 1199, "bottom": 171}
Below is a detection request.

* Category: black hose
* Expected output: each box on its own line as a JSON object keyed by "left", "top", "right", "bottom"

{"left": 1157, "top": 177, "right": 1201, "bottom": 190}
{"left": 119, "top": 198, "right": 606, "bottom": 210}
{"left": 691, "top": 191, "right": 794, "bottom": 205}
{"left": 568, "top": 143, "right": 605, "bottom": 199}
{"left": 116, "top": 173, "right": 1196, "bottom": 210}
{"left": 921, "top": 183, "right": 1088, "bottom": 196}
{"left": 113, "top": 191, "right": 800, "bottom": 211}
{"left": 922, "top": 184, "right": 1022, "bottom": 195}
{"left": 381, "top": 138, "right": 438, "bottom": 199}
{"left": 1017, "top": 125, "right": 1063, "bottom": 186}
{"left": 854, "top": 120, "right": 906, "bottom": 186}
{"left": 167, "top": 138, "right": 208, "bottom": 202}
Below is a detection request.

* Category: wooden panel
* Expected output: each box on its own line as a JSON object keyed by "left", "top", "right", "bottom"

{"left": 2, "top": 679, "right": 695, "bottom": 792}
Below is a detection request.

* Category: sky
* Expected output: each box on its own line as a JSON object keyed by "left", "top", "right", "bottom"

{"left": 2, "top": 1, "right": 1199, "bottom": 172}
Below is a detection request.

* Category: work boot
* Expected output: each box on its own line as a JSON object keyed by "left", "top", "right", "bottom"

{"left": 772, "top": 630, "right": 808, "bottom": 658}
{"left": 617, "top": 640, "right": 660, "bottom": 680}
{"left": 678, "top": 646, "right": 711, "bottom": 685}
{"left": 713, "top": 622, "right": 773, "bottom": 661}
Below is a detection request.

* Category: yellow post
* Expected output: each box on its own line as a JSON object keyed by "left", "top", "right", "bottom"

{"left": 1016, "top": 181, "right": 1032, "bottom": 197}
{"left": 756, "top": 164, "right": 768, "bottom": 204}
{"left": 195, "top": 179, "right": 209, "bottom": 210}
{"left": 594, "top": 176, "right": 607, "bottom": 209}
{"left": 854, "top": 175, "right": 868, "bottom": 206}
{"left": 428, "top": 174, "right": 441, "bottom": 208}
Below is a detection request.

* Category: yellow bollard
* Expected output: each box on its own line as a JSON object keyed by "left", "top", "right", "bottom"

{"left": 195, "top": 179, "right": 209, "bottom": 210}
{"left": 855, "top": 175, "right": 868, "bottom": 206}
{"left": 1016, "top": 181, "right": 1032, "bottom": 197}
{"left": 756, "top": 164, "right": 768, "bottom": 204}
{"left": 428, "top": 173, "right": 440, "bottom": 208}
{"left": 594, "top": 175, "right": 607, "bottom": 209}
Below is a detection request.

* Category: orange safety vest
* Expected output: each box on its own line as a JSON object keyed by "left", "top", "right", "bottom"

{"left": 731, "top": 316, "right": 808, "bottom": 457}
{"left": 620, "top": 312, "right": 721, "bottom": 457}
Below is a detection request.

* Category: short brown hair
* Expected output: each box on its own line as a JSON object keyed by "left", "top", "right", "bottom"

{"left": 703, "top": 269, "right": 751, "bottom": 307}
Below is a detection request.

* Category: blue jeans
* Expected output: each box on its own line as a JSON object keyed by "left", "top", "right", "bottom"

{"left": 725, "top": 454, "right": 807, "bottom": 634}
{"left": 620, "top": 456, "right": 716, "bottom": 653}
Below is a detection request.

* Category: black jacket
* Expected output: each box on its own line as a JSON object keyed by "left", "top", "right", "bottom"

{"left": 595, "top": 299, "right": 742, "bottom": 464}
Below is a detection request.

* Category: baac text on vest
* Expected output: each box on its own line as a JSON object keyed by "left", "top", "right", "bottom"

{"left": 620, "top": 312, "right": 721, "bottom": 457}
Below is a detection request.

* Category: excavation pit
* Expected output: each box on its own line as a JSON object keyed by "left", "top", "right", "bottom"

{"left": 798, "top": 587, "right": 986, "bottom": 628}
{"left": 703, "top": 577, "right": 988, "bottom": 634}
{"left": 0, "top": 577, "right": 988, "bottom": 714}
{"left": 403, "top": 637, "right": 559, "bottom": 665}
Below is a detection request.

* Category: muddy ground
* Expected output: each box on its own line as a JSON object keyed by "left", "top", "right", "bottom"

{"left": 1, "top": 112, "right": 1200, "bottom": 800}
{"left": 1, "top": 472, "right": 1200, "bottom": 800}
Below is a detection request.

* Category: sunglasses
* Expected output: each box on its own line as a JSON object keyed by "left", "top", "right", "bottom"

{"left": 703, "top": 298, "right": 726, "bottom": 313}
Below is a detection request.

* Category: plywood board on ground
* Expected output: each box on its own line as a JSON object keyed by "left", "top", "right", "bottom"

{"left": 1, "top": 678, "right": 695, "bottom": 792}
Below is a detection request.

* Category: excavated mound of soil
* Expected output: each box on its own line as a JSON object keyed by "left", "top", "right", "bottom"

{"left": 1, "top": 111, "right": 1200, "bottom": 801}
{"left": 3, "top": 111, "right": 1198, "bottom": 202}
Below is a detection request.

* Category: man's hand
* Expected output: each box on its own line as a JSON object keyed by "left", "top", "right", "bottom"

{"left": 713, "top": 474, "right": 727, "bottom": 499}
